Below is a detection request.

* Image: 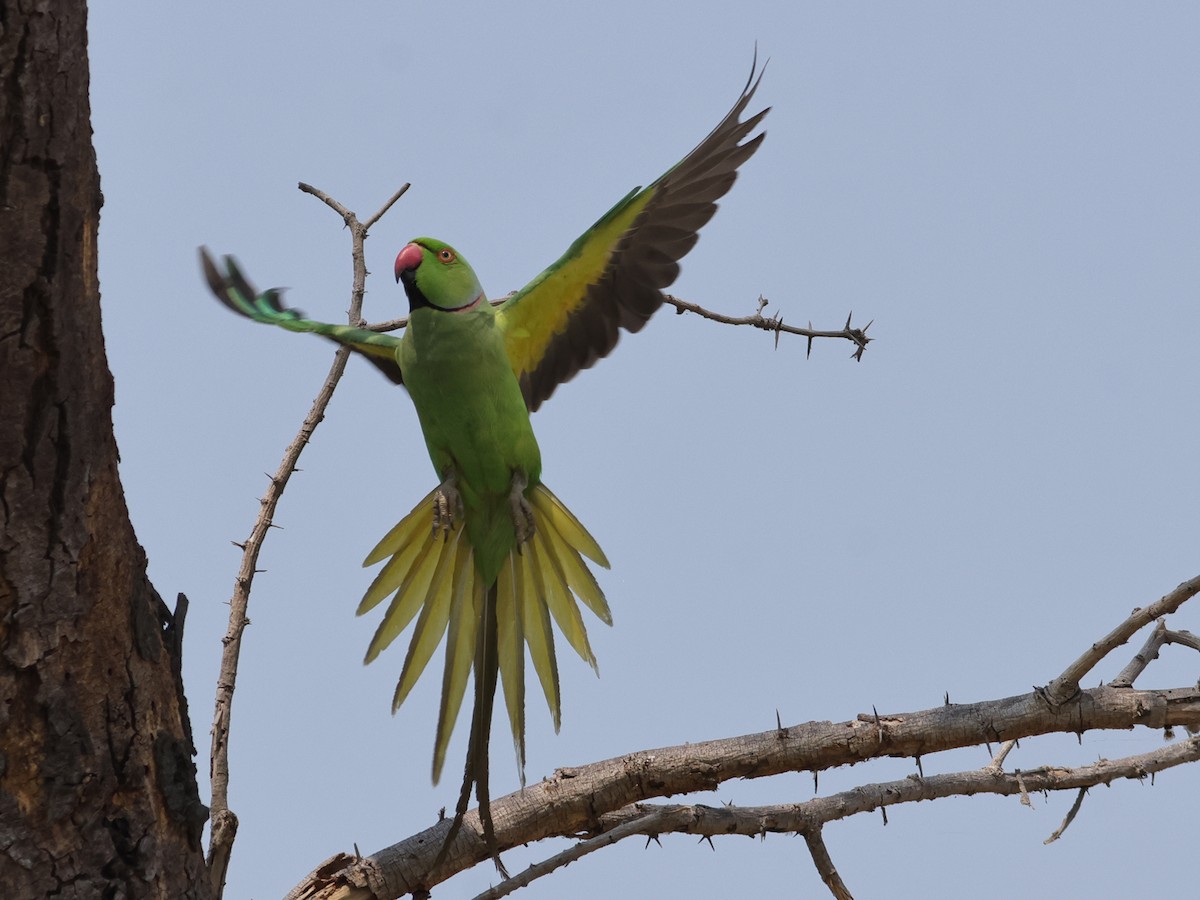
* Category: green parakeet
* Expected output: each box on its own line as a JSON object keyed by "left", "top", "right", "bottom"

{"left": 201, "top": 63, "right": 766, "bottom": 866}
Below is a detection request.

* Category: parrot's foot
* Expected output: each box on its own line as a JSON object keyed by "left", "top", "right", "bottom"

{"left": 433, "top": 473, "right": 464, "bottom": 540}
{"left": 509, "top": 471, "right": 536, "bottom": 546}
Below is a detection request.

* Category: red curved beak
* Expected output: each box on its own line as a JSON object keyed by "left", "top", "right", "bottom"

{"left": 394, "top": 242, "right": 423, "bottom": 282}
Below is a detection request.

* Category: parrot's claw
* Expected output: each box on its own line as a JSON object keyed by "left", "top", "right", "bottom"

{"left": 510, "top": 471, "right": 536, "bottom": 546}
{"left": 433, "top": 474, "right": 464, "bottom": 540}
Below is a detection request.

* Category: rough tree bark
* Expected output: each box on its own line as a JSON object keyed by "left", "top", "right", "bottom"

{"left": 0, "top": 2, "right": 209, "bottom": 897}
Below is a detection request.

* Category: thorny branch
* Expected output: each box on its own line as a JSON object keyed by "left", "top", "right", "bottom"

{"left": 663, "top": 293, "right": 872, "bottom": 360}
{"left": 468, "top": 810, "right": 672, "bottom": 900}
{"left": 368, "top": 294, "right": 871, "bottom": 358}
{"left": 205, "top": 183, "right": 409, "bottom": 899}
{"left": 285, "top": 575, "right": 1200, "bottom": 900}
{"left": 448, "top": 728, "right": 1200, "bottom": 900}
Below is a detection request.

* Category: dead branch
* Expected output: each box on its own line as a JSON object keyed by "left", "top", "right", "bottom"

{"left": 284, "top": 572, "right": 1200, "bottom": 899}
{"left": 1110, "top": 619, "right": 1200, "bottom": 688}
{"left": 468, "top": 809, "right": 671, "bottom": 900}
{"left": 205, "top": 184, "right": 408, "bottom": 899}
{"left": 803, "top": 829, "right": 854, "bottom": 900}
{"left": 1044, "top": 573, "right": 1200, "bottom": 705}
{"left": 663, "top": 294, "right": 872, "bottom": 359}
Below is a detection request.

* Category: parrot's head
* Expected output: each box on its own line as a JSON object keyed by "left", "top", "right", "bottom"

{"left": 394, "top": 238, "right": 485, "bottom": 314}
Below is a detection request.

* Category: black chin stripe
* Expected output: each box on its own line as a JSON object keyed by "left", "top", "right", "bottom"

{"left": 401, "top": 271, "right": 436, "bottom": 313}
{"left": 402, "top": 275, "right": 481, "bottom": 314}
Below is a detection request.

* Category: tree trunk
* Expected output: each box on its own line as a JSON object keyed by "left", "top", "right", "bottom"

{"left": 0, "top": 2, "right": 209, "bottom": 896}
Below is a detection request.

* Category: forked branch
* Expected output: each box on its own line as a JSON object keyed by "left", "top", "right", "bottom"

{"left": 205, "top": 183, "right": 409, "bottom": 899}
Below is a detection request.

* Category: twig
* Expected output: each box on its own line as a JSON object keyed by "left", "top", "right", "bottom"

{"left": 364, "top": 184, "right": 411, "bottom": 231}
{"left": 804, "top": 828, "right": 855, "bottom": 900}
{"left": 985, "top": 739, "right": 1018, "bottom": 774}
{"left": 1043, "top": 787, "right": 1087, "bottom": 844}
{"left": 1111, "top": 620, "right": 1200, "bottom": 687}
{"left": 1044, "top": 573, "right": 1200, "bottom": 706}
{"left": 204, "top": 184, "right": 408, "bottom": 899}
{"left": 206, "top": 347, "right": 352, "bottom": 898}
{"left": 470, "top": 810, "right": 670, "bottom": 900}
{"left": 664, "top": 293, "right": 872, "bottom": 359}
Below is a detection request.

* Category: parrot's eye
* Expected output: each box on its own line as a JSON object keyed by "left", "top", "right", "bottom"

{"left": 437, "top": 249, "right": 455, "bottom": 263}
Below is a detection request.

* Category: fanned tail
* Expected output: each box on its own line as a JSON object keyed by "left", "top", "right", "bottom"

{"left": 359, "top": 482, "right": 611, "bottom": 874}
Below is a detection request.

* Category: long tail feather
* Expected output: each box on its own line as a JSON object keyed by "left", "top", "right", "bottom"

{"left": 496, "top": 554, "right": 527, "bottom": 779}
{"left": 530, "top": 485, "right": 610, "bottom": 568}
{"left": 363, "top": 536, "right": 440, "bottom": 663}
{"left": 432, "top": 548, "right": 479, "bottom": 782}
{"left": 538, "top": 504, "right": 612, "bottom": 626}
{"left": 363, "top": 487, "right": 440, "bottom": 568}
{"left": 522, "top": 538, "right": 561, "bottom": 730}
{"left": 531, "top": 528, "right": 598, "bottom": 672}
{"left": 434, "top": 583, "right": 506, "bottom": 876}
{"left": 391, "top": 528, "right": 462, "bottom": 709}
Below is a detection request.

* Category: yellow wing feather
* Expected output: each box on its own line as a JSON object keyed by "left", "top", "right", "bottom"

{"left": 496, "top": 63, "right": 767, "bottom": 412}
{"left": 498, "top": 188, "right": 653, "bottom": 400}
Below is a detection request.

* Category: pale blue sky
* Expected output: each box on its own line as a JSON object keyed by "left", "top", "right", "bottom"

{"left": 91, "top": 4, "right": 1198, "bottom": 898}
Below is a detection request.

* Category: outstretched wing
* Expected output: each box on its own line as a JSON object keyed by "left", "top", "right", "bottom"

{"left": 199, "top": 247, "right": 405, "bottom": 385}
{"left": 497, "top": 60, "right": 768, "bottom": 412}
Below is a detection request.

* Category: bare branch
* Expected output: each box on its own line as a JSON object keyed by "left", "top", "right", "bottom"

{"left": 1111, "top": 619, "right": 1200, "bottom": 688}
{"left": 584, "top": 736, "right": 1200, "bottom": 840}
{"left": 1045, "top": 573, "right": 1200, "bottom": 706}
{"left": 470, "top": 810, "right": 671, "bottom": 900}
{"left": 1043, "top": 787, "right": 1088, "bottom": 845}
{"left": 364, "top": 184, "right": 411, "bottom": 231}
{"left": 205, "top": 185, "right": 408, "bottom": 898}
{"left": 804, "top": 829, "right": 855, "bottom": 900}
{"left": 283, "top": 571, "right": 1200, "bottom": 896}
{"left": 286, "top": 681, "right": 1200, "bottom": 897}
{"left": 298, "top": 182, "right": 354, "bottom": 224}
{"left": 206, "top": 344, "right": 352, "bottom": 897}
{"left": 986, "top": 739, "right": 1018, "bottom": 774}
{"left": 281, "top": 729, "right": 1199, "bottom": 898}
{"left": 663, "top": 292, "right": 873, "bottom": 359}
